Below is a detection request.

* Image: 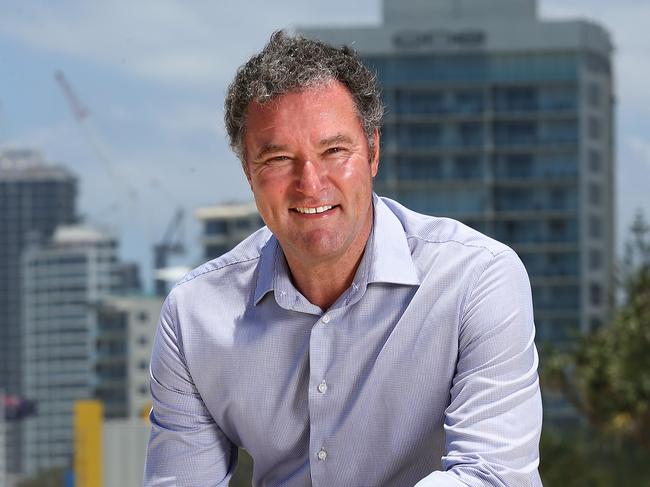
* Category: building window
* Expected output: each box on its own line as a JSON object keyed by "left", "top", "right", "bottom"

{"left": 454, "top": 90, "right": 484, "bottom": 113}
{"left": 137, "top": 311, "right": 149, "bottom": 323}
{"left": 589, "top": 150, "right": 601, "bottom": 172}
{"left": 588, "top": 182, "right": 602, "bottom": 206}
{"left": 396, "top": 90, "right": 446, "bottom": 114}
{"left": 494, "top": 121, "right": 536, "bottom": 146}
{"left": 589, "top": 216, "right": 603, "bottom": 238}
{"left": 402, "top": 124, "right": 443, "bottom": 148}
{"left": 138, "top": 360, "right": 148, "bottom": 370}
{"left": 138, "top": 335, "right": 148, "bottom": 346}
{"left": 234, "top": 218, "right": 252, "bottom": 230}
{"left": 584, "top": 52, "right": 611, "bottom": 74}
{"left": 493, "top": 86, "right": 537, "bottom": 112}
{"left": 139, "top": 385, "right": 149, "bottom": 396}
{"left": 541, "top": 120, "right": 578, "bottom": 144}
{"left": 538, "top": 85, "right": 578, "bottom": 111}
{"left": 397, "top": 157, "right": 443, "bottom": 180}
{"left": 549, "top": 188, "right": 569, "bottom": 210}
{"left": 536, "top": 318, "right": 580, "bottom": 342}
{"left": 590, "top": 283, "right": 602, "bottom": 306}
{"left": 589, "top": 249, "right": 602, "bottom": 270}
{"left": 587, "top": 83, "right": 601, "bottom": 107}
{"left": 503, "top": 154, "right": 533, "bottom": 179}
{"left": 548, "top": 219, "right": 568, "bottom": 242}
{"left": 588, "top": 116, "right": 601, "bottom": 140}
{"left": 453, "top": 156, "right": 482, "bottom": 179}
{"left": 205, "top": 220, "right": 228, "bottom": 236}
{"left": 457, "top": 123, "right": 483, "bottom": 147}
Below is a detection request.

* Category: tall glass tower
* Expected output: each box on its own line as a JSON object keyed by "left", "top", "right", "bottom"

{"left": 301, "top": 0, "right": 615, "bottom": 420}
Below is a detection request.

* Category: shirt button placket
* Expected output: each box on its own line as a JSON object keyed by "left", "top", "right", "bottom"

{"left": 310, "top": 311, "right": 333, "bottom": 484}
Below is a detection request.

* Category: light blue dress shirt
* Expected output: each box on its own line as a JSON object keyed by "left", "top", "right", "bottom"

{"left": 145, "top": 196, "right": 542, "bottom": 486}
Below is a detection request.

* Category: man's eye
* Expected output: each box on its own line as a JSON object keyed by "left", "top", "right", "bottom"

{"left": 325, "top": 147, "right": 345, "bottom": 155}
{"left": 266, "top": 156, "right": 290, "bottom": 164}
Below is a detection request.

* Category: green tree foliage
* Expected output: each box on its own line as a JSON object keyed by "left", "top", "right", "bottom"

{"left": 540, "top": 426, "right": 650, "bottom": 486}
{"left": 543, "top": 211, "right": 650, "bottom": 453}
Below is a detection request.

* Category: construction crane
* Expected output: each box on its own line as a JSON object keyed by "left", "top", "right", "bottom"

{"left": 54, "top": 70, "right": 137, "bottom": 202}
{"left": 153, "top": 207, "right": 187, "bottom": 297}
{"left": 54, "top": 70, "right": 189, "bottom": 294}
{"left": 54, "top": 71, "right": 89, "bottom": 121}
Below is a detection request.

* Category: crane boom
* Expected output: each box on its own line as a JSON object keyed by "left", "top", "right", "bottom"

{"left": 54, "top": 71, "right": 89, "bottom": 121}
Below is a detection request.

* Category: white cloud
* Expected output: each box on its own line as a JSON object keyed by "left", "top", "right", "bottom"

{"left": 0, "top": 2, "right": 235, "bottom": 86}
{"left": 0, "top": 1, "right": 378, "bottom": 88}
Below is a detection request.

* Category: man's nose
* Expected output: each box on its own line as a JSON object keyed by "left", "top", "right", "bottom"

{"left": 295, "top": 159, "right": 326, "bottom": 195}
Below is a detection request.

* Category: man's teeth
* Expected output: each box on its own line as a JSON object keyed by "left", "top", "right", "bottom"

{"left": 294, "top": 205, "right": 333, "bottom": 214}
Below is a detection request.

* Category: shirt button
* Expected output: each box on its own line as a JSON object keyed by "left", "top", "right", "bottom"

{"left": 321, "top": 314, "right": 331, "bottom": 324}
{"left": 317, "top": 381, "right": 328, "bottom": 394}
{"left": 317, "top": 448, "right": 327, "bottom": 461}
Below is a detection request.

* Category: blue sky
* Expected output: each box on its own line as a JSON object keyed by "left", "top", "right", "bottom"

{"left": 1, "top": 0, "right": 648, "bottom": 289}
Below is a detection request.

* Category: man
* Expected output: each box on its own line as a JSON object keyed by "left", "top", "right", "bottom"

{"left": 145, "top": 31, "right": 542, "bottom": 486}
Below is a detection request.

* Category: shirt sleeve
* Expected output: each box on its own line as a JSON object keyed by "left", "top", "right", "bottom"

{"left": 143, "top": 292, "right": 237, "bottom": 487}
{"left": 415, "top": 250, "right": 543, "bottom": 487}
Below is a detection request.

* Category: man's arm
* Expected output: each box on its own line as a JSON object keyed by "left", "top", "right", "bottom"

{"left": 144, "top": 293, "right": 237, "bottom": 487}
{"left": 416, "top": 250, "right": 543, "bottom": 487}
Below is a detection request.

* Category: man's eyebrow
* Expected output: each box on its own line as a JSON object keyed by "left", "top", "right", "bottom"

{"left": 319, "top": 134, "right": 354, "bottom": 147}
{"left": 254, "top": 144, "right": 289, "bottom": 161}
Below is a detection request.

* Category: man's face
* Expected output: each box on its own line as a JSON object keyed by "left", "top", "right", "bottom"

{"left": 243, "top": 80, "right": 379, "bottom": 269}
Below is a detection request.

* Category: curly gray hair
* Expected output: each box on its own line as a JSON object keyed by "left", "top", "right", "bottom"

{"left": 224, "top": 30, "right": 383, "bottom": 164}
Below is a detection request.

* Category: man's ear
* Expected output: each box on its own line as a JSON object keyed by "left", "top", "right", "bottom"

{"left": 370, "top": 128, "right": 380, "bottom": 177}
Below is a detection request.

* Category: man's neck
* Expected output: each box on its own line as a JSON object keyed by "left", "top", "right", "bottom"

{"left": 286, "top": 256, "right": 361, "bottom": 310}
{"left": 283, "top": 226, "right": 371, "bottom": 310}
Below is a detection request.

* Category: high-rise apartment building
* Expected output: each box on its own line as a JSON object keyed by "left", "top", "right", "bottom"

{"left": 21, "top": 225, "right": 120, "bottom": 475}
{"left": 195, "top": 202, "right": 263, "bottom": 261}
{"left": 300, "top": 0, "right": 614, "bottom": 351}
{"left": 95, "top": 295, "right": 161, "bottom": 419}
{"left": 0, "top": 149, "right": 77, "bottom": 474}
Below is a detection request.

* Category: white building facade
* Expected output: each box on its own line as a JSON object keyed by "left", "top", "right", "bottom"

{"left": 21, "top": 226, "right": 119, "bottom": 475}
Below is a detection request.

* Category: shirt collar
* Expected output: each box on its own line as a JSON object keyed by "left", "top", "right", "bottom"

{"left": 366, "top": 194, "right": 420, "bottom": 287}
{"left": 253, "top": 193, "right": 420, "bottom": 307}
{"left": 254, "top": 235, "right": 279, "bottom": 305}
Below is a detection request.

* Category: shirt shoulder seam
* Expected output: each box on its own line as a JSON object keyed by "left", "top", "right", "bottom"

{"left": 459, "top": 247, "right": 515, "bottom": 323}
{"left": 177, "top": 255, "right": 261, "bottom": 286}
{"left": 405, "top": 234, "right": 511, "bottom": 258}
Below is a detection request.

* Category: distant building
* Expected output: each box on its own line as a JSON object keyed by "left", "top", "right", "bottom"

{"left": 21, "top": 225, "right": 120, "bottom": 475}
{"left": 115, "top": 262, "right": 142, "bottom": 295}
{"left": 0, "top": 149, "right": 77, "bottom": 474}
{"left": 195, "top": 202, "right": 263, "bottom": 261}
{"left": 300, "top": 0, "right": 615, "bottom": 422}
{"left": 102, "top": 418, "right": 150, "bottom": 487}
{"left": 94, "top": 295, "right": 162, "bottom": 419}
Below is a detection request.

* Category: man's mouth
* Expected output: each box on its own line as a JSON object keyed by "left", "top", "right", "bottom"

{"left": 292, "top": 205, "right": 336, "bottom": 214}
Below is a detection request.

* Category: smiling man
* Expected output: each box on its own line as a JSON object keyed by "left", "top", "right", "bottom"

{"left": 144, "top": 31, "right": 543, "bottom": 486}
